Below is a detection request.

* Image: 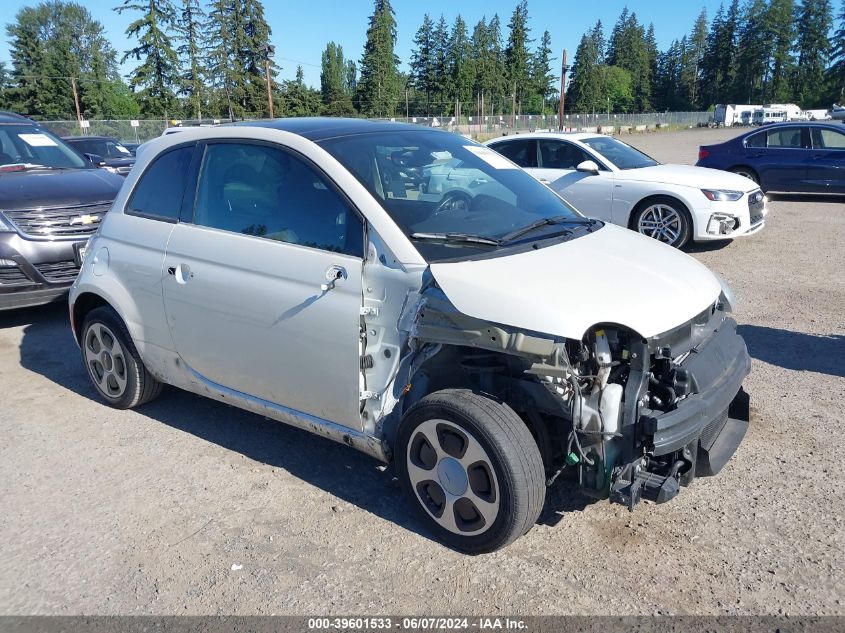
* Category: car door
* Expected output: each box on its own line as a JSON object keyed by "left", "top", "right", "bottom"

{"left": 112, "top": 143, "right": 195, "bottom": 352}
{"left": 162, "top": 140, "right": 366, "bottom": 430}
{"left": 808, "top": 127, "right": 845, "bottom": 193}
{"left": 532, "top": 139, "right": 614, "bottom": 220}
{"left": 745, "top": 127, "right": 809, "bottom": 191}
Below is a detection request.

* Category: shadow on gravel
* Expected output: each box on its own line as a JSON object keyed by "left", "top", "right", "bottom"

{"left": 15, "top": 305, "right": 591, "bottom": 549}
{"left": 738, "top": 324, "right": 845, "bottom": 378}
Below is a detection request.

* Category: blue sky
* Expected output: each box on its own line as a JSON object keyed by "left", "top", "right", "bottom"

{"left": 0, "top": 0, "right": 727, "bottom": 88}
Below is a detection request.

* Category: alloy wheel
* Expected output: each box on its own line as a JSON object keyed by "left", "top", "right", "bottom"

{"left": 84, "top": 322, "right": 128, "bottom": 399}
{"left": 406, "top": 419, "right": 500, "bottom": 536}
{"left": 637, "top": 203, "right": 683, "bottom": 245}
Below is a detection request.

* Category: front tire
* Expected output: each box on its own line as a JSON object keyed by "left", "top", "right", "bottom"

{"left": 396, "top": 389, "right": 545, "bottom": 554}
{"left": 631, "top": 197, "right": 692, "bottom": 248}
{"left": 81, "top": 306, "right": 163, "bottom": 409}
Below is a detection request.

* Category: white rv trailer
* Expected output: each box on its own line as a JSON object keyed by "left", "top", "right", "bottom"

{"left": 752, "top": 104, "right": 804, "bottom": 125}
{"left": 714, "top": 104, "right": 760, "bottom": 126}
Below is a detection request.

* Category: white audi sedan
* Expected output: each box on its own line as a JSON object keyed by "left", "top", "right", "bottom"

{"left": 486, "top": 132, "right": 767, "bottom": 248}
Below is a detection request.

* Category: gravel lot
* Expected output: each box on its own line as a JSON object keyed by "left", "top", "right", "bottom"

{"left": 1, "top": 127, "right": 843, "bottom": 616}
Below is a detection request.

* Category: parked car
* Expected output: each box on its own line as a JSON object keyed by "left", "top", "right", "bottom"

{"left": 486, "top": 132, "right": 766, "bottom": 248}
{"left": 63, "top": 135, "right": 136, "bottom": 176}
{"left": 697, "top": 121, "right": 845, "bottom": 194}
{"left": 70, "top": 119, "right": 751, "bottom": 553}
{"left": 0, "top": 111, "right": 124, "bottom": 310}
{"left": 122, "top": 142, "right": 141, "bottom": 156}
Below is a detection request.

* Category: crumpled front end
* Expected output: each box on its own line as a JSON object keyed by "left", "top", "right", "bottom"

{"left": 539, "top": 300, "right": 751, "bottom": 509}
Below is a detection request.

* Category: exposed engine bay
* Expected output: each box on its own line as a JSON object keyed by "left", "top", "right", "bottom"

{"left": 363, "top": 272, "right": 751, "bottom": 511}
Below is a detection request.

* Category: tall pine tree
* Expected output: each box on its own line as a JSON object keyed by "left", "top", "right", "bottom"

{"left": 793, "top": 0, "right": 833, "bottom": 106}
{"left": 116, "top": 0, "right": 180, "bottom": 117}
{"left": 357, "top": 0, "right": 400, "bottom": 116}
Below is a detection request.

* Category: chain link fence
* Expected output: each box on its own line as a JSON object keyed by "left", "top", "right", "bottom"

{"left": 38, "top": 111, "right": 713, "bottom": 144}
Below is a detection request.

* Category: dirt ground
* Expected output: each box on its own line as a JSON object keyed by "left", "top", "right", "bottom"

{"left": 1, "top": 127, "right": 843, "bottom": 616}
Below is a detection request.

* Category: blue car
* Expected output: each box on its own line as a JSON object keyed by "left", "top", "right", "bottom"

{"left": 696, "top": 121, "right": 845, "bottom": 194}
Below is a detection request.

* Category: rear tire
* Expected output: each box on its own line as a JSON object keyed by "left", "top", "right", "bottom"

{"left": 730, "top": 166, "right": 760, "bottom": 186}
{"left": 396, "top": 389, "right": 545, "bottom": 554}
{"left": 81, "top": 306, "right": 163, "bottom": 409}
{"left": 631, "top": 196, "right": 692, "bottom": 248}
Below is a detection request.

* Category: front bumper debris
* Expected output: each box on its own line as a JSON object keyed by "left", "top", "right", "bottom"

{"left": 609, "top": 319, "right": 751, "bottom": 510}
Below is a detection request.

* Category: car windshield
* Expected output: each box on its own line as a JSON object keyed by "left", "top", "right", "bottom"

{"left": 70, "top": 138, "right": 132, "bottom": 159}
{"left": 0, "top": 124, "right": 91, "bottom": 170}
{"left": 581, "top": 136, "right": 659, "bottom": 170}
{"left": 319, "top": 129, "right": 590, "bottom": 261}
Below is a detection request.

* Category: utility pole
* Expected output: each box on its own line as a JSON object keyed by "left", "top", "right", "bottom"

{"left": 263, "top": 44, "right": 275, "bottom": 119}
{"left": 558, "top": 49, "right": 569, "bottom": 132}
{"left": 70, "top": 76, "right": 83, "bottom": 133}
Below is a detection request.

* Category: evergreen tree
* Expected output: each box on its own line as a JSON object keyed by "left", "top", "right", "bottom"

{"left": 504, "top": 0, "right": 532, "bottom": 115}
{"left": 701, "top": 1, "right": 740, "bottom": 105}
{"left": 567, "top": 22, "right": 605, "bottom": 113}
{"left": 831, "top": 0, "right": 845, "bottom": 100}
{"left": 0, "top": 62, "right": 10, "bottom": 110}
{"left": 281, "top": 65, "right": 322, "bottom": 117}
{"left": 644, "top": 23, "right": 659, "bottom": 107}
{"left": 793, "top": 0, "right": 832, "bottom": 106}
{"left": 606, "top": 9, "right": 652, "bottom": 110}
{"left": 116, "top": 0, "right": 180, "bottom": 117}
{"left": 448, "top": 15, "right": 474, "bottom": 115}
{"left": 733, "top": 0, "right": 772, "bottom": 102}
{"left": 356, "top": 0, "right": 400, "bottom": 116}
{"left": 487, "top": 14, "right": 507, "bottom": 113}
{"left": 410, "top": 14, "right": 435, "bottom": 112}
{"left": 530, "top": 30, "right": 556, "bottom": 114}
{"left": 204, "top": 0, "right": 276, "bottom": 119}
{"left": 680, "top": 9, "right": 708, "bottom": 109}
{"left": 174, "top": 0, "right": 205, "bottom": 120}
{"left": 433, "top": 15, "right": 450, "bottom": 110}
{"left": 655, "top": 39, "right": 687, "bottom": 110}
{"left": 764, "top": 0, "right": 796, "bottom": 102}
{"left": 320, "top": 42, "right": 355, "bottom": 116}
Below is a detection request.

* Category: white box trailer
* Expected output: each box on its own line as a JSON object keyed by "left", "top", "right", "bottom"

{"left": 714, "top": 104, "right": 760, "bottom": 126}
{"left": 752, "top": 104, "right": 805, "bottom": 125}
{"left": 804, "top": 109, "right": 832, "bottom": 121}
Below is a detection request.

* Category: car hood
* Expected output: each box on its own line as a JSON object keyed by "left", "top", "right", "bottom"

{"left": 429, "top": 223, "right": 721, "bottom": 340}
{"left": 103, "top": 157, "right": 135, "bottom": 168}
{"left": 0, "top": 168, "right": 123, "bottom": 210}
{"left": 617, "top": 164, "right": 758, "bottom": 192}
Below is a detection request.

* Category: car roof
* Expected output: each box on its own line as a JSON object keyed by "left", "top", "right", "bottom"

{"left": 487, "top": 131, "right": 603, "bottom": 143}
{"left": 0, "top": 111, "right": 36, "bottom": 124}
{"left": 749, "top": 121, "right": 841, "bottom": 129}
{"left": 235, "top": 117, "right": 434, "bottom": 141}
{"left": 63, "top": 135, "right": 118, "bottom": 142}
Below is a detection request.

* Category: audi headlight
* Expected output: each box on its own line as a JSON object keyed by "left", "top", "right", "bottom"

{"left": 701, "top": 189, "right": 744, "bottom": 202}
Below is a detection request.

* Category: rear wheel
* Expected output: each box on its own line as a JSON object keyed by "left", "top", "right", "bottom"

{"left": 730, "top": 166, "right": 760, "bottom": 186}
{"left": 631, "top": 197, "right": 692, "bottom": 248}
{"left": 81, "top": 306, "right": 163, "bottom": 409}
{"left": 396, "top": 389, "right": 545, "bottom": 554}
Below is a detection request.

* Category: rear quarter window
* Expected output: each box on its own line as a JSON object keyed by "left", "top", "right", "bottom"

{"left": 745, "top": 132, "right": 766, "bottom": 148}
{"left": 126, "top": 145, "right": 194, "bottom": 222}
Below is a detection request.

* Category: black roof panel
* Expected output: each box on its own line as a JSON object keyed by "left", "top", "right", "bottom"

{"left": 234, "top": 117, "right": 439, "bottom": 141}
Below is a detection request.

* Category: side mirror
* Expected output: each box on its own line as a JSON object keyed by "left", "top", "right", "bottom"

{"left": 84, "top": 152, "right": 105, "bottom": 166}
{"left": 576, "top": 160, "right": 600, "bottom": 175}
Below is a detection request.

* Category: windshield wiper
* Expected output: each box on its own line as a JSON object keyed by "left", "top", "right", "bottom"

{"left": 410, "top": 231, "right": 501, "bottom": 246}
{"left": 501, "top": 215, "right": 592, "bottom": 243}
{"left": 0, "top": 163, "right": 60, "bottom": 172}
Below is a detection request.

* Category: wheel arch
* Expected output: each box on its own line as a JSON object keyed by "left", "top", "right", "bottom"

{"left": 71, "top": 282, "right": 145, "bottom": 355}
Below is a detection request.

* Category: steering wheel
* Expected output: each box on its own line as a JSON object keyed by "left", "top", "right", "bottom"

{"left": 432, "top": 191, "right": 472, "bottom": 216}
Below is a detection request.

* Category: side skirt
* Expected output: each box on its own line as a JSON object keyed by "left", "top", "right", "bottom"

{"left": 182, "top": 364, "right": 388, "bottom": 463}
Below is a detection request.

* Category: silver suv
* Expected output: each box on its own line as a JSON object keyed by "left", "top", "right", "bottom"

{"left": 70, "top": 119, "right": 751, "bottom": 553}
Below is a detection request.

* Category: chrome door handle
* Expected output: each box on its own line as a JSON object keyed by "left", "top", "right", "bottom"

{"left": 321, "top": 265, "right": 346, "bottom": 291}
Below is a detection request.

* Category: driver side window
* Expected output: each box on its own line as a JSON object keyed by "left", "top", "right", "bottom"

{"left": 193, "top": 142, "right": 363, "bottom": 257}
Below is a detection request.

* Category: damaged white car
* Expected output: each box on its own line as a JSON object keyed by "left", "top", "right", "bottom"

{"left": 69, "top": 120, "right": 751, "bottom": 554}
